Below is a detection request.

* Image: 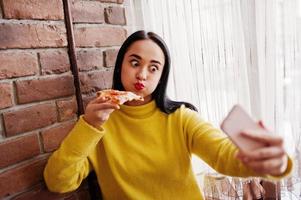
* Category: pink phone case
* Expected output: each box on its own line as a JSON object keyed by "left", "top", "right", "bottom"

{"left": 220, "top": 105, "right": 266, "bottom": 152}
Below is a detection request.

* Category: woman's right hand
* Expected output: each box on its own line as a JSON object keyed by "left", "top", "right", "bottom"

{"left": 83, "top": 96, "right": 120, "bottom": 128}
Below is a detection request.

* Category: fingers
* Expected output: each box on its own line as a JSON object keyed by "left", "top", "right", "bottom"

{"left": 240, "top": 131, "right": 283, "bottom": 146}
{"left": 237, "top": 146, "right": 285, "bottom": 161}
{"left": 240, "top": 154, "right": 288, "bottom": 175}
{"left": 90, "top": 96, "right": 111, "bottom": 104}
{"left": 92, "top": 102, "right": 120, "bottom": 111}
{"left": 88, "top": 96, "right": 120, "bottom": 110}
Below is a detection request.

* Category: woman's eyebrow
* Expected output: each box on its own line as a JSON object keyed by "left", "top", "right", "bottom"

{"left": 150, "top": 60, "right": 162, "bottom": 65}
{"left": 129, "top": 54, "right": 142, "bottom": 59}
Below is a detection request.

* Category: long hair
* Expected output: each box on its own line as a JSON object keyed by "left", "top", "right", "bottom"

{"left": 112, "top": 30, "right": 197, "bottom": 114}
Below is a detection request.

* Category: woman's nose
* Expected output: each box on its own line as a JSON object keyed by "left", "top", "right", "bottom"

{"left": 136, "top": 68, "right": 147, "bottom": 81}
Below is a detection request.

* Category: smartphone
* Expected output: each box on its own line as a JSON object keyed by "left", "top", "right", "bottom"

{"left": 220, "top": 105, "right": 266, "bottom": 152}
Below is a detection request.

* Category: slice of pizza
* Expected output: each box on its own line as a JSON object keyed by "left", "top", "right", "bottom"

{"left": 96, "top": 89, "right": 144, "bottom": 105}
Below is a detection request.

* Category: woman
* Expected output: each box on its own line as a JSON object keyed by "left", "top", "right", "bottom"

{"left": 44, "top": 30, "right": 292, "bottom": 200}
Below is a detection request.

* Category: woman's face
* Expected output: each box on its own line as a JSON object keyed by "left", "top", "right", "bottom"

{"left": 121, "top": 39, "right": 165, "bottom": 105}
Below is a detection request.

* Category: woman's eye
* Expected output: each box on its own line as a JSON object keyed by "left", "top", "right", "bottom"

{"left": 130, "top": 60, "right": 139, "bottom": 67}
{"left": 150, "top": 66, "right": 158, "bottom": 72}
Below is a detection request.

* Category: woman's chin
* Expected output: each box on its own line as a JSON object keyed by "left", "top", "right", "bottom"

{"left": 125, "top": 95, "right": 152, "bottom": 106}
{"left": 125, "top": 99, "right": 146, "bottom": 106}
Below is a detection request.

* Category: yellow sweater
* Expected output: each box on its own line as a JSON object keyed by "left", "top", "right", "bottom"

{"left": 44, "top": 100, "right": 292, "bottom": 200}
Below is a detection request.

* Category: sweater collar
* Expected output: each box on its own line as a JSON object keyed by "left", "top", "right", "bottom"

{"left": 119, "top": 100, "right": 157, "bottom": 118}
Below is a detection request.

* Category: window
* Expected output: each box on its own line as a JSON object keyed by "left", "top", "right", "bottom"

{"left": 129, "top": 0, "right": 301, "bottom": 198}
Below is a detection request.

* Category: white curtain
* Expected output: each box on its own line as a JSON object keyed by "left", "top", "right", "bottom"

{"left": 129, "top": 0, "right": 301, "bottom": 198}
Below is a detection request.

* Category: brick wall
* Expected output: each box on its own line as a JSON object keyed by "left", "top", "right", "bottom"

{"left": 0, "top": 0, "right": 130, "bottom": 199}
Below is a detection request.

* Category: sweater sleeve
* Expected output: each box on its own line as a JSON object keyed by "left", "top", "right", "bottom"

{"left": 182, "top": 106, "right": 293, "bottom": 179}
{"left": 44, "top": 116, "right": 105, "bottom": 193}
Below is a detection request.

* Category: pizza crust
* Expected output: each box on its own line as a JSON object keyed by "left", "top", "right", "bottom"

{"left": 96, "top": 89, "right": 144, "bottom": 105}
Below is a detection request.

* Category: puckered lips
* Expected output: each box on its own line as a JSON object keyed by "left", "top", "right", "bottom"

{"left": 134, "top": 82, "right": 145, "bottom": 90}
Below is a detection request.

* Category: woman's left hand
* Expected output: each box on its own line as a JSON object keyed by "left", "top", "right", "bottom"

{"left": 236, "top": 121, "right": 288, "bottom": 176}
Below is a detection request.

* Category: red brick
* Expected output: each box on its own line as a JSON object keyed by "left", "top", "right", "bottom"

{"left": 0, "top": 52, "right": 39, "bottom": 80}
{"left": 98, "top": 0, "right": 124, "bottom": 3}
{"left": 74, "top": 26, "right": 126, "bottom": 47}
{"left": 0, "top": 4, "right": 3, "bottom": 19}
{"left": 39, "top": 50, "right": 70, "bottom": 75}
{"left": 72, "top": 1, "right": 104, "bottom": 23}
{"left": 105, "top": 6, "right": 126, "bottom": 25}
{"left": 104, "top": 49, "right": 118, "bottom": 67}
{"left": 13, "top": 184, "right": 73, "bottom": 200}
{"left": 0, "top": 117, "right": 3, "bottom": 136}
{"left": 0, "top": 83, "right": 13, "bottom": 109}
{"left": 56, "top": 97, "right": 78, "bottom": 122}
{"left": 0, "top": 133, "right": 40, "bottom": 168}
{"left": 0, "top": 23, "right": 67, "bottom": 49}
{"left": 2, "top": 0, "right": 64, "bottom": 20}
{"left": 41, "top": 121, "right": 75, "bottom": 152}
{"left": 3, "top": 103, "right": 57, "bottom": 137}
{"left": 16, "top": 76, "right": 75, "bottom": 104}
{"left": 77, "top": 49, "right": 103, "bottom": 71}
{"left": 82, "top": 95, "right": 95, "bottom": 111}
{"left": 0, "top": 157, "right": 47, "bottom": 198}
{"left": 124, "top": 4, "right": 133, "bottom": 26}
{"left": 80, "top": 70, "right": 113, "bottom": 94}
